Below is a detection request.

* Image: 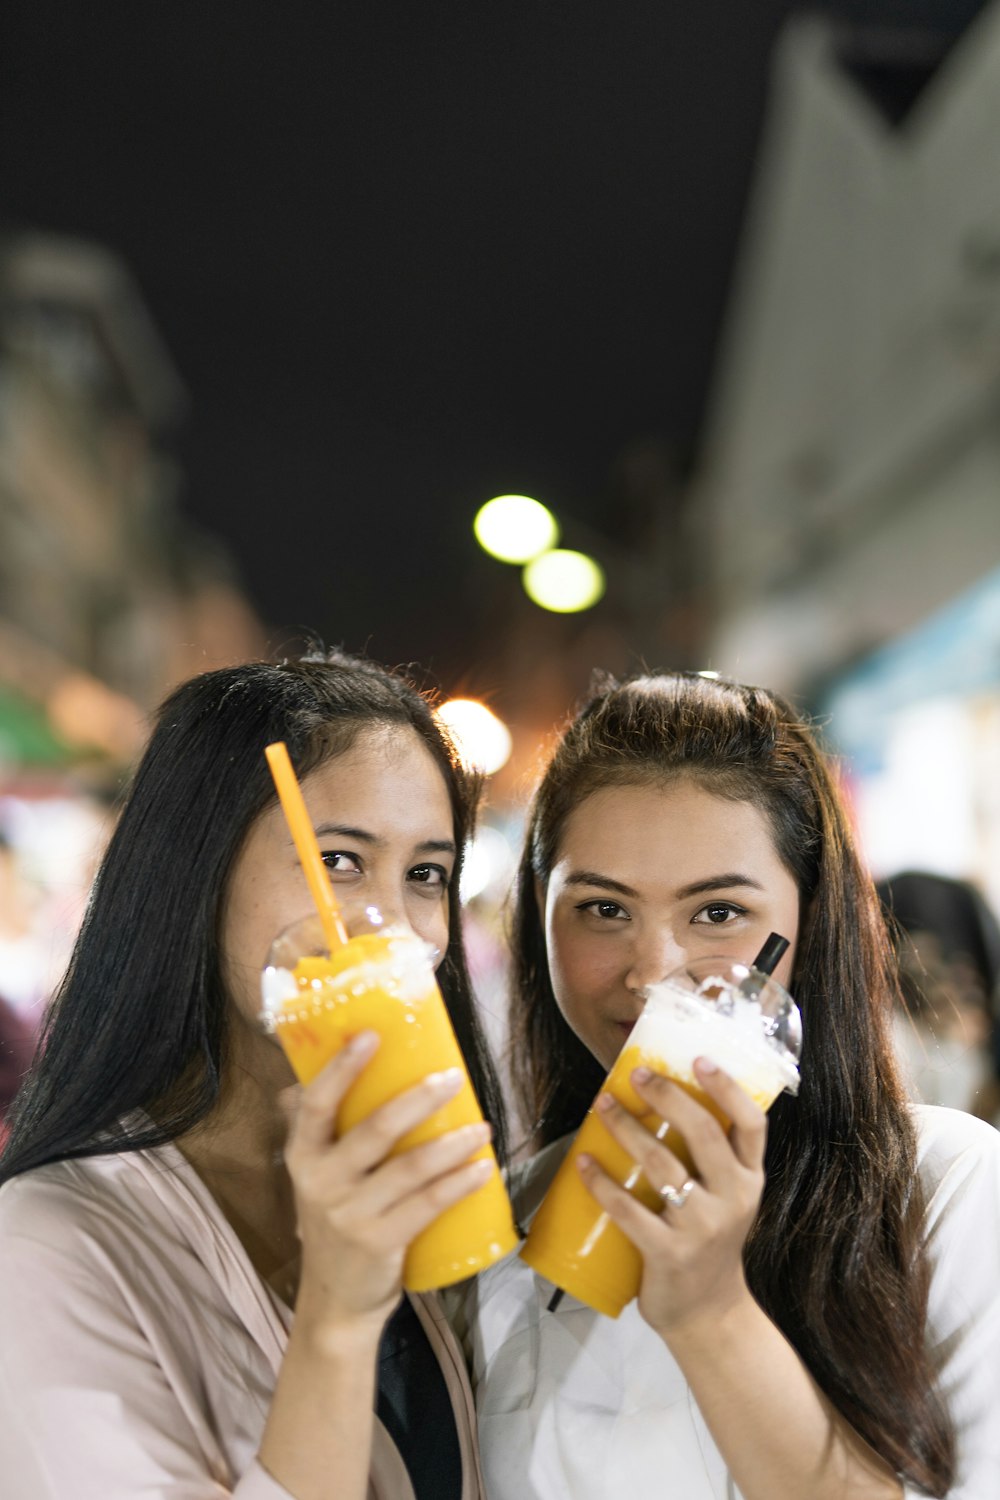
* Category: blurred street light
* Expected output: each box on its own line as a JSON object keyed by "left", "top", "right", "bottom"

{"left": 436, "top": 698, "right": 513, "bottom": 774}
{"left": 522, "top": 548, "right": 605, "bottom": 613}
{"left": 473, "top": 495, "right": 559, "bottom": 564}
{"left": 460, "top": 824, "right": 515, "bottom": 903}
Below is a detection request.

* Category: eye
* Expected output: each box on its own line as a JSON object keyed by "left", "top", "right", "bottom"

{"left": 692, "top": 901, "right": 746, "bottom": 926}
{"left": 320, "top": 851, "right": 363, "bottom": 877}
{"left": 408, "top": 863, "right": 450, "bottom": 893}
{"left": 577, "top": 899, "right": 631, "bottom": 922}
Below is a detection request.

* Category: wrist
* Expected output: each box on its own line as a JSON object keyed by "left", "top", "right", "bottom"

{"left": 655, "top": 1276, "right": 760, "bottom": 1357}
{"left": 292, "top": 1285, "right": 393, "bottom": 1362}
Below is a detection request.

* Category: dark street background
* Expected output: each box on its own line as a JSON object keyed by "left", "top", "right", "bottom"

{"left": 1, "top": 0, "right": 987, "bottom": 688}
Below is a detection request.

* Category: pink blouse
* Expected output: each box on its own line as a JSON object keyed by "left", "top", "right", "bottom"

{"left": 0, "top": 1139, "right": 485, "bottom": 1499}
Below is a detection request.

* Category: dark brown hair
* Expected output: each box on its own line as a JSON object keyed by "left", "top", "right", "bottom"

{"left": 1, "top": 649, "right": 508, "bottom": 1181}
{"left": 510, "top": 670, "right": 954, "bottom": 1495}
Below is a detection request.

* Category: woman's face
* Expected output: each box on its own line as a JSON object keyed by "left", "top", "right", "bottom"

{"left": 540, "top": 777, "right": 801, "bottom": 1071}
{"left": 221, "top": 724, "right": 456, "bottom": 1071}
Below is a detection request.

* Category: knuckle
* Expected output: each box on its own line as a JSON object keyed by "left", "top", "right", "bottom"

{"left": 335, "top": 1219, "right": 373, "bottom": 1253}
{"left": 425, "top": 1174, "right": 459, "bottom": 1212}
{"left": 746, "top": 1168, "right": 766, "bottom": 1201}
{"left": 300, "top": 1090, "right": 337, "bottom": 1127}
{"left": 293, "top": 1163, "right": 326, "bottom": 1204}
{"left": 368, "top": 1110, "right": 403, "bottom": 1152}
{"left": 398, "top": 1142, "right": 442, "bottom": 1184}
{"left": 427, "top": 1132, "right": 474, "bottom": 1170}
{"left": 733, "top": 1096, "right": 764, "bottom": 1127}
{"left": 686, "top": 1112, "right": 723, "bottom": 1149}
{"left": 321, "top": 1203, "right": 347, "bottom": 1233}
{"left": 585, "top": 1170, "right": 613, "bottom": 1206}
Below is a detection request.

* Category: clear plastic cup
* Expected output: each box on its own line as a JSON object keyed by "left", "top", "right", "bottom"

{"left": 260, "top": 907, "right": 518, "bottom": 1291}
{"left": 520, "top": 954, "right": 802, "bottom": 1317}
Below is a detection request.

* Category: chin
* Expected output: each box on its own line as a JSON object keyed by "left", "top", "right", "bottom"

{"left": 593, "top": 1036, "right": 624, "bottom": 1073}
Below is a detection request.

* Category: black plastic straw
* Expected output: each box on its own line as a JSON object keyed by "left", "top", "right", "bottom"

{"left": 752, "top": 932, "right": 789, "bottom": 976}
{"left": 547, "top": 1287, "right": 564, "bottom": 1313}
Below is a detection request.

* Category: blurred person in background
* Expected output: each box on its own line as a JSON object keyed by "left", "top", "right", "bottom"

{"left": 877, "top": 870, "right": 1000, "bottom": 1125}
{"left": 0, "top": 650, "right": 508, "bottom": 1500}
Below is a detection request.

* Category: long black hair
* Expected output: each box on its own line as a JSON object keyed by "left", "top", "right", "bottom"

{"left": 0, "top": 650, "right": 508, "bottom": 1180}
{"left": 510, "top": 670, "right": 954, "bottom": 1497}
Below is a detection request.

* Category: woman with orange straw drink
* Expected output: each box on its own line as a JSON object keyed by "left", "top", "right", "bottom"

{"left": 0, "top": 649, "right": 510, "bottom": 1500}
{"left": 462, "top": 670, "right": 1000, "bottom": 1500}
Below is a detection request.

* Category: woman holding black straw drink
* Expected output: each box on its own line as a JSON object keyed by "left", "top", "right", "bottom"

{"left": 0, "top": 649, "right": 509, "bottom": 1500}
{"left": 459, "top": 670, "right": 1000, "bottom": 1500}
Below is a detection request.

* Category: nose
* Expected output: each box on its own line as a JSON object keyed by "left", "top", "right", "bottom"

{"left": 335, "top": 880, "right": 409, "bottom": 938}
{"left": 624, "top": 926, "right": 687, "bottom": 996}
{"left": 366, "top": 899, "right": 412, "bottom": 937}
{"left": 355, "top": 879, "right": 431, "bottom": 947}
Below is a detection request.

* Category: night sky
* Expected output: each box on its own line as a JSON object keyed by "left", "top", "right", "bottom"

{"left": 1, "top": 0, "right": 988, "bottom": 691}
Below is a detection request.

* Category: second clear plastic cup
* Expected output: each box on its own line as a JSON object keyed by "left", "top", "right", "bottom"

{"left": 520, "top": 955, "right": 802, "bottom": 1317}
{"left": 260, "top": 907, "right": 519, "bottom": 1291}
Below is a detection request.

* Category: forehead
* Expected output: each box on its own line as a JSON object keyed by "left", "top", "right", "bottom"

{"left": 246, "top": 723, "right": 455, "bottom": 858}
{"left": 303, "top": 723, "right": 452, "bottom": 819}
{"left": 554, "top": 778, "right": 783, "bottom": 879}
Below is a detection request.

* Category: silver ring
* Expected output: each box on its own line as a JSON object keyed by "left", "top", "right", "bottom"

{"left": 659, "top": 1178, "right": 695, "bottom": 1211}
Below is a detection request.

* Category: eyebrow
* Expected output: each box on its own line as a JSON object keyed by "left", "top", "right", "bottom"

{"left": 313, "top": 823, "right": 456, "bottom": 857}
{"left": 674, "top": 873, "right": 766, "bottom": 899}
{"left": 565, "top": 869, "right": 765, "bottom": 900}
{"left": 565, "top": 870, "right": 640, "bottom": 898}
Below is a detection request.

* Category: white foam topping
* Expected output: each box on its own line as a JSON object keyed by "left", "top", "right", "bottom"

{"left": 259, "top": 931, "right": 435, "bottom": 1020}
{"left": 630, "top": 977, "right": 801, "bottom": 1095}
{"left": 261, "top": 965, "right": 300, "bottom": 1014}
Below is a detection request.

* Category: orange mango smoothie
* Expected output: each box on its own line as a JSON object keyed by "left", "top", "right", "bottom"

{"left": 263, "top": 926, "right": 518, "bottom": 1290}
{"left": 521, "top": 969, "right": 799, "bottom": 1318}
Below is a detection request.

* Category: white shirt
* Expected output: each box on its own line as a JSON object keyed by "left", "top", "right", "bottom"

{"left": 464, "top": 1106, "right": 1000, "bottom": 1500}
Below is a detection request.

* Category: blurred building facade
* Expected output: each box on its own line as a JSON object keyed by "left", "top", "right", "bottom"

{"left": 0, "top": 231, "right": 265, "bottom": 768}
{"left": 690, "top": 3, "right": 1000, "bottom": 914}
{"left": 0, "top": 232, "right": 267, "bottom": 1047}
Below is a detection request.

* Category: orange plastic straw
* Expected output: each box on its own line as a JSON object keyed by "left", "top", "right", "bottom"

{"left": 265, "top": 741, "right": 349, "bottom": 950}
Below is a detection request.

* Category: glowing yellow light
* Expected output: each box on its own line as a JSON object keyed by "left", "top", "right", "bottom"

{"left": 460, "top": 825, "right": 515, "bottom": 903}
{"left": 436, "top": 699, "right": 513, "bottom": 775}
{"left": 473, "top": 495, "right": 559, "bottom": 564}
{"left": 522, "top": 549, "right": 605, "bottom": 613}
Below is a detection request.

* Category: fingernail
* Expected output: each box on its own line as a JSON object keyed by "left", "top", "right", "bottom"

{"left": 469, "top": 1121, "right": 493, "bottom": 1142}
{"left": 429, "top": 1067, "right": 465, "bottom": 1091}
{"left": 348, "top": 1031, "right": 378, "bottom": 1054}
{"left": 577, "top": 1152, "right": 593, "bottom": 1170}
{"left": 595, "top": 1091, "right": 614, "bottom": 1112}
{"left": 695, "top": 1056, "right": 718, "bottom": 1075}
{"left": 632, "top": 1065, "right": 652, "bottom": 1083}
{"left": 470, "top": 1158, "right": 493, "bottom": 1179}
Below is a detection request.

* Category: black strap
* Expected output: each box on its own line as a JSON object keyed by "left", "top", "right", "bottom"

{"left": 376, "top": 1296, "right": 462, "bottom": 1500}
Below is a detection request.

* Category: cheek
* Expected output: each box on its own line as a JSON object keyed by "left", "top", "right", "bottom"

{"left": 546, "top": 912, "right": 617, "bottom": 1021}
{"left": 221, "top": 871, "right": 305, "bottom": 1012}
{"left": 220, "top": 905, "right": 268, "bottom": 1020}
{"left": 415, "top": 898, "right": 450, "bottom": 971}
